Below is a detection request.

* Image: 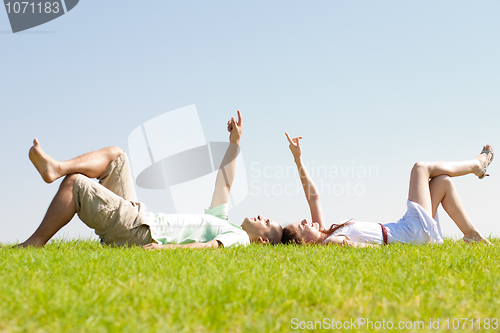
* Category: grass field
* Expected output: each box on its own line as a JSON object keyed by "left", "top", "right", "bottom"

{"left": 1, "top": 239, "right": 499, "bottom": 332}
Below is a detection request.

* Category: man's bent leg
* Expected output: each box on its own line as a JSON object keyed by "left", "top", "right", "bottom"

{"left": 97, "top": 152, "right": 137, "bottom": 201}
{"left": 20, "top": 174, "right": 78, "bottom": 247}
{"left": 74, "top": 175, "right": 150, "bottom": 247}
{"left": 29, "top": 138, "right": 123, "bottom": 183}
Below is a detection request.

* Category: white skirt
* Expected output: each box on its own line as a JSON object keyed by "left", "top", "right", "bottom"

{"left": 383, "top": 200, "right": 444, "bottom": 244}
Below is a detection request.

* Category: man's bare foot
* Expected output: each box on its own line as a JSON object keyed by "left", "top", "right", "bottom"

{"left": 1, "top": 243, "right": 26, "bottom": 249}
{"left": 13, "top": 242, "right": 42, "bottom": 248}
{"left": 474, "top": 145, "right": 494, "bottom": 179}
{"left": 29, "top": 138, "right": 62, "bottom": 183}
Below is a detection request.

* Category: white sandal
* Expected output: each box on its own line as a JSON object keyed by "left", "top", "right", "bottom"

{"left": 476, "top": 145, "right": 494, "bottom": 179}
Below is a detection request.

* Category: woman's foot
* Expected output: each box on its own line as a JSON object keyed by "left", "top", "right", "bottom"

{"left": 463, "top": 230, "right": 492, "bottom": 245}
{"left": 29, "top": 138, "right": 62, "bottom": 183}
{"left": 475, "top": 145, "right": 494, "bottom": 179}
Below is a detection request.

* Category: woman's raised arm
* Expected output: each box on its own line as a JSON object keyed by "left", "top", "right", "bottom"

{"left": 285, "top": 132, "right": 326, "bottom": 230}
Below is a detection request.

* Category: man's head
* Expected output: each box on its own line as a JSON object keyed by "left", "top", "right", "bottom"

{"left": 241, "top": 215, "right": 283, "bottom": 245}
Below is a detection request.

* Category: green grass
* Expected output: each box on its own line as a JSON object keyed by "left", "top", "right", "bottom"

{"left": 1, "top": 239, "right": 499, "bottom": 332}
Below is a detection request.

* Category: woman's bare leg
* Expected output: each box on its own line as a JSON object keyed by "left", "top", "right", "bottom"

{"left": 29, "top": 138, "right": 123, "bottom": 183}
{"left": 429, "top": 175, "right": 490, "bottom": 244}
{"left": 408, "top": 145, "right": 492, "bottom": 214}
{"left": 18, "top": 174, "right": 78, "bottom": 248}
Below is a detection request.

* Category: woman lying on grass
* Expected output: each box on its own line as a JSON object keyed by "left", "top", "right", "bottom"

{"left": 281, "top": 133, "right": 493, "bottom": 247}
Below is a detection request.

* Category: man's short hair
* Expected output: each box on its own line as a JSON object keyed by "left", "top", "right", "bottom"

{"left": 265, "top": 224, "right": 283, "bottom": 245}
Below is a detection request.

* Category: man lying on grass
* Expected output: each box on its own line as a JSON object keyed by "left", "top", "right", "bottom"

{"left": 19, "top": 111, "right": 282, "bottom": 249}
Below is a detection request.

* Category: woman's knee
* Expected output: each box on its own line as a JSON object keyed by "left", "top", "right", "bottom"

{"left": 431, "top": 175, "right": 453, "bottom": 187}
{"left": 411, "top": 161, "right": 430, "bottom": 176}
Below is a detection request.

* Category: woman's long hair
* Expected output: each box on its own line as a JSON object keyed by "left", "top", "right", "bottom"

{"left": 281, "top": 219, "right": 355, "bottom": 245}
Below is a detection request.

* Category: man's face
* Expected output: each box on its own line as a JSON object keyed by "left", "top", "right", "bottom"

{"left": 241, "top": 215, "right": 280, "bottom": 243}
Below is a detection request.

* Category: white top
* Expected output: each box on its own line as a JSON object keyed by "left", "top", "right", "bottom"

{"left": 145, "top": 203, "right": 250, "bottom": 248}
{"left": 324, "top": 200, "right": 444, "bottom": 245}
{"left": 324, "top": 220, "right": 384, "bottom": 244}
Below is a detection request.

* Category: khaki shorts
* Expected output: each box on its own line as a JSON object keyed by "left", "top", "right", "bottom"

{"left": 73, "top": 153, "right": 152, "bottom": 247}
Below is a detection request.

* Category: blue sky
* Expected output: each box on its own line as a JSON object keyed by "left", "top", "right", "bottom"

{"left": 1, "top": 0, "right": 499, "bottom": 243}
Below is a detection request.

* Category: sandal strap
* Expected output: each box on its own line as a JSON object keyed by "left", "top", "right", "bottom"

{"left": 481, "top": 148, "right": 494, "bottom": 157}
{"left": 477, "top": 147, "right": 494, "bottom": 178}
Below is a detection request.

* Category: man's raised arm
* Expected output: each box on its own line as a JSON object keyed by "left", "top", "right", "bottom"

{"left": 209, "top": 110, "right": 243, "bottom": 209}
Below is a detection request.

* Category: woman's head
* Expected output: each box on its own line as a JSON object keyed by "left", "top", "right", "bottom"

{"left": 281, "top": 219, "right": 323, "bottom": 245}
{"left": 281, "top": 219, "right": 355, "bottom": 245}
